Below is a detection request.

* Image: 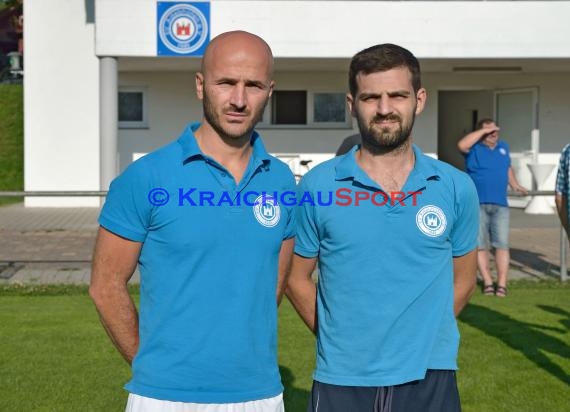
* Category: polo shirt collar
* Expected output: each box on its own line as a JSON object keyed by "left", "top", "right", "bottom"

{"left": 178, "top": 122, "right": 272, "bottom": 167}
{"left": 334, "top": 143, "right": 440, "bottom": 187}
{"left": 410, "top": 144, "right": 440, "bottom": 182}
{"left": 335, "top": 144, "right": 362, "bottom": 181}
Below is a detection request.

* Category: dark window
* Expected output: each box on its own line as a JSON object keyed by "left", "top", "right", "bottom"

{"left": 314, "top": 93, "right": 346, "bottom": 123}
{"left": 118, "top": 92, "right": 144, "bottom": 122}
{"left": 271, "top": 91, "right": 307, "bottom": 124}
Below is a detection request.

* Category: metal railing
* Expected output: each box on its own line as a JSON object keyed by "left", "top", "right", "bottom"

{"left": 0, "top": 190, "right": 557, "bottom": 197}
{"left": 0, "top": 190, "right": 567, "bottom": 281}
{"left": 0, "top": 191, "right": 108, "bottom": 197}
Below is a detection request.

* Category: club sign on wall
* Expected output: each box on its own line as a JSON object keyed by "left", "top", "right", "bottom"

{"left": 157, "top": 1, "right": 210, "bottom": 56}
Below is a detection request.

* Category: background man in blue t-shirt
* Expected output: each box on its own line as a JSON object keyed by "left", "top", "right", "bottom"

{"left": 286, "top": 43, "right": 479, "bottom": 412}
{"left": 89, "top": 31, "right": 295, "bottom": 411}
{"left": 458, "top": 119, "right": 528, "bottom": 297}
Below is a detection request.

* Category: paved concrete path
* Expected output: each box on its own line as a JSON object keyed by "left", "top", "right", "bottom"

{"left": 0, "top": 203, "right": 567, "bottom": 285}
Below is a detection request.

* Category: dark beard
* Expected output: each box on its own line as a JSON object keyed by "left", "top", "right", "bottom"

{"left": 358, "top": 113, "right": 414, "bottom": 155}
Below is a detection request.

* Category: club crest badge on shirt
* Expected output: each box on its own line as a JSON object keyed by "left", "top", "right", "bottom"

{"left": 416, "top": 205, "right": 447, "bottom": 237}
{"left": 253, "top": 195, "right": 281, "bottom": 228}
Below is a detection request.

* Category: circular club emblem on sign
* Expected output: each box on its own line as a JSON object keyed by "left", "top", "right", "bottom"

{"left": 253, "top": 195, "right": 281, "bottom": 228}
{"left": 416, "top": 205, "right": 447, "bottom": 237}
{"left": 158, "top": 4, "right": 208, "bottom": 54}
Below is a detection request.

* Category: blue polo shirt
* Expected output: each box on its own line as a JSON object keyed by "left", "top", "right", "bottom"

{"left": 99, "top": 123, "right": 295, "bottom": 403}
{"left": 295, "top": 144, "right": 479, "bottom": 386}
{"left": 464, "top": 140, "right": 511, "bottom": 206}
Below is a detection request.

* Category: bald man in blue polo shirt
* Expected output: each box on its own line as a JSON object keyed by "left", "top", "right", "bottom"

{"left": 90, "top": 31, "right": 295, "bottom": 412}
{"left": 286, "top": 44, "right": 479, "bottom": 411}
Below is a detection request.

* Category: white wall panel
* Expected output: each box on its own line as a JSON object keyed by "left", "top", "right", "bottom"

{"left": 25, "top": 0, "right": 100, "bottom": 206}
{"left": 115, "top": 70, "right": 570, "bottom": 159}
{"left": 96, "top": 1, "right": 570, "bottom": 58}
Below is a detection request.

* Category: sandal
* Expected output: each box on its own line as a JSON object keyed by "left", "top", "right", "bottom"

{"left": 482, "top": 284, "right": 495, "bottom": 296}
{"left": 495, "top": 286, "right": 507, "bottom": 298}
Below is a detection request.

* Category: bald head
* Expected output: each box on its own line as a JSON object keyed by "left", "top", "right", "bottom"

{"left": 201, "top": 31, "right": 273, "bottom": 77}
{"left": 195, "top": 31, "right": 275, "bottom": 142}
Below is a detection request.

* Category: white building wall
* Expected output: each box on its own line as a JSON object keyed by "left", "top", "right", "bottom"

{"left": 96, "top": 1, "right": 570, "bottom": 59}
{"left": 118, "top": 71, "right": 201, "bottom": 171}
{"left": 23, "top": 0, "right": 570, "bottom": 206}
{"left": 116, "top": 68, "right": 569, "bottom": 206}
{"left": 117, "top": 71, "right": 570, "bottom": 158}
{"left": 25, "top": 0, "right": 100, "bottom": 206}
{"left": 425, "top": 72, "right": 570, "bottom": 153}
{"left": 117, "top": 69, "right": 356, "bottom": 168}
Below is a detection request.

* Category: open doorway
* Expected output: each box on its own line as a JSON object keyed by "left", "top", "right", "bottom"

{"left": 438, "top": 88, "right": 538, "bottom": 207}
{"left": 437, "top": 90, "right": 493, "bottom": 171}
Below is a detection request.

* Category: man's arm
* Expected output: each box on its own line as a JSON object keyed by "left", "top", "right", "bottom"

{"left": 276, "top": 238, "right": 295, "bottom": 305}
{"left": 555, "top": 194, "right": 569, "bottom": 236}
{"left": 457, "top": 124, "right": 499, "bottom": 153}
{"left": 285, "top": 254, "right": 318, "bottom": 333}
{"left": 453, "top": 249, "right": 478, "bottom": 316}
{"left": 508, "top": 167, "right": 529, "bottom": 194}
{"left": 89, "top": 227, "right": 142, "bottom": 364}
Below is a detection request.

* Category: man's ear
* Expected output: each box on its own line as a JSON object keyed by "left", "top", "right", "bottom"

{"left": 415, "top": 88, "right": 427, "bottom": 115}
{"left": 195, "top": 72, "right": 204, "bottom": 100}
{"left": 346, "top": 93, "right": 355, "bottom": 116}
{"left": 268, "top": 80, "right": 275, "bottom": 98}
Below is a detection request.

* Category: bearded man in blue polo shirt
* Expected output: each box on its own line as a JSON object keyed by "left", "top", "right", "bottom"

{"left": 89, "top": 31, "right": 295, "bottom": 412}
{"left": 457, "top": 119, "right": 528, "bottom": 298}
{"left": 286, "top": 44, "right": 479, "bottom": 411}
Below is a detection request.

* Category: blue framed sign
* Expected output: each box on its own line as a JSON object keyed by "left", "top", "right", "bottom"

{"left": 157, "top": 2, "right": 210, "bottom": 56}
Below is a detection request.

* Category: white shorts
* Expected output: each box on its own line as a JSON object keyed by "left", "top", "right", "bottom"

{"left": 125, "top": 393, "right": 284, "bottom": 412}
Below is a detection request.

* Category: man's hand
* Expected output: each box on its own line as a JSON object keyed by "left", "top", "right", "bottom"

{"left": 480, "top": 124, "right": 499, "bottom": 137}
{"left": 512, "top": 184, "right": 529, "bottom": 195}
{"left": 458, "top": 124, "right": 499, "bottom": 153}
{"left": 508, "top": 167, "right": 529, "bottom": 195}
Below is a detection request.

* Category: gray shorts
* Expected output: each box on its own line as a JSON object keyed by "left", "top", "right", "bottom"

{"left": 307, "top": 370, "right": 460, "bottom": 412}
{"left": 479, "top": 204, "right": 509, "bottom": 250}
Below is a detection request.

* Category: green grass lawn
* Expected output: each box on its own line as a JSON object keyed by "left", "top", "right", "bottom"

{"left": 0, "top": 282, "right": 568, "bottom": 411}
{"left": 0, "top": 84, "right": 23, "bottom": 206}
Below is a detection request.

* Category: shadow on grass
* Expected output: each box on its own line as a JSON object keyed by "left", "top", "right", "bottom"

{"left": 509, "top": 247, "right": 560, "bottom": 279}
{"left": 538, "top": 305, "right": 570, "bottom": 331}
{"left": 280, "top": 365, "right": 310, "bottom": 412}
{"left": 459, "top": 304, "right": 570, "bottom": 385}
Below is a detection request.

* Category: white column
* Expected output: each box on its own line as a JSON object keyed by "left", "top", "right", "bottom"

{"left": 99, "top": 57, "right": 118, "bottom": 192}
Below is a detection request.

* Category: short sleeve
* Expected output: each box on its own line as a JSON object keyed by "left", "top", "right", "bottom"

{"left": 293, "top": 177, "right": 320, "bottom": 258}
{"left": 99, "top": 161, "right": 153, "bottom": 242}
{"left": 451, "top": 174, "right": 480, "bottom": 257}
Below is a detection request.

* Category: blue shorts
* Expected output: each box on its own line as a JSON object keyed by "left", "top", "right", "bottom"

{"left": 479, "top": 204, "right": 509, "bottom": 250}
{"left": 306, "top": 370, "right": 460, "bottom": 412}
